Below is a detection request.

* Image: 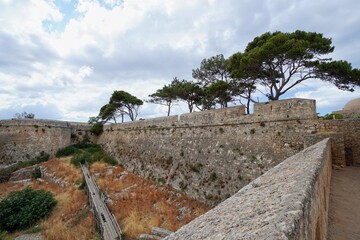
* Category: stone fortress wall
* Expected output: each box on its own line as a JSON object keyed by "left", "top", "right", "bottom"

{"left": 97, "top": 98, "right": 360, "bottom": 205}
{"left": 0, "top": 119, "right": 95, "bottom": 168}
{"left": 164, "top": 138, "right": 332, "bottom": 239}
{"left": 1, "top": 99, "right": 359, "bottom": 205}
{"left": 1, "top": 98, "right": 359, "bottom": 239}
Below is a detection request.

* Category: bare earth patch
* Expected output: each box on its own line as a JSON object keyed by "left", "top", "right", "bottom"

{"left": 328, "top": 166, "right": 360, "bottom": 240}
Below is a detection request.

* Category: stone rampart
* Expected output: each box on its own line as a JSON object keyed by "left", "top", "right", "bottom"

{"left": 164, "top": 138, "right": 332, "bottom": 240}
{"left": 0, "top": 119, "right": 94, "bottom": 168}
{"left": 98, "top": 98, "right": 359, "bottom": 205}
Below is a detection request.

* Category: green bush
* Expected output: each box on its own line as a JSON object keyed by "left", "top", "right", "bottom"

{"left": 55, "top": 145, "right": 79, "bottom": 157}
{"left": 57, "top": 144, "right": 117, "bottom": 167}
{"left": 323, "top": 113, "right": 344, "bottom": 120}
{"left": 92, "top": 151, "right": 117, "bottom": 166}
{"left": 32, "top": 167, "right": 41, "bottom": 179}
{"left": 209, "top": 172, "right": 217, "bottom": 182}
{"left": 91, "top": 122, "right": 104, "bottom": 135}
{"left": 71, "top": 152, "right": 93, "bottom": 166}
{"left": 0, "top": 188, "right": 57, "bottom": 232}
{"left": 0, "top": 168, "right": 12, "bottom": 183}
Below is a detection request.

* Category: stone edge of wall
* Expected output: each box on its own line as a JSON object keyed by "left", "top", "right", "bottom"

{"left": 164, "top": 138, "right": 332, "bottom": 240}
{"left": 103, "top": 98, "right": 317, "bottom": 131}
{"left": 0, "top": 119, "right": 92, "bottom": 129}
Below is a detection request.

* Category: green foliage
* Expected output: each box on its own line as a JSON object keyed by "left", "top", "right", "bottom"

{"left": 192, "top": 54, "right": 230, "bottom": 86}
{"left": 323, "top": 113, "right": 344, "bottom": 120}
{"left": 148, "top": 77, "right": 206, "bottom": 114}
{"left": 228, "top": 30, "right": 360, "bottom": 101}
{"left": 189, "top": 163, "right": 203, "bottom": 173}
{"left": 57, "top": 144, "right": 117, "bottom": 167}
{"left": 25, "top": 225, "right": 43, "bottom": 234}
{"left": 32, "top": 167, "right": 41, "bottom": 179}
{"left": 92, "top": 151, "right": 118, "bottom": 166}
{"left": 205, "top": 80, "right": 232, "bottom": 108}
{"left": 0, "top": 188, "right": 56, "bottom": 232}
{"left": 209, "top": 172, "right": 217, "bottom": 182}
{"left": 165, "top": 156, "right": 173, "bottom": 165}
{"left": 14, "top": 112, "right": 35, "bottom": 119}
{"left": 147, "top": 78, "right": 180, "bottom": 116}
{"left": 71, "top": 152, "right": 92, "bottom": 166}
{"left": 0, "top": 231, "right": 13, "bottom": 240}
{"left": 0, "top": 168, "right": 12, "bottom": 183}
{"left": 110, "top": 90, "right": 143, "bottom": 121}
{"left": 56, "top": 145, "right": 79, "bottom": 157}
{"left": 91, "top": 122, "right": 104, "bottom": 135}
{"left": 98, "top": 90, "right": 143, "bottom": 123}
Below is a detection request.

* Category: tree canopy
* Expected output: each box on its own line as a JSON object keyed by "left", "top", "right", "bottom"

{"left": 147, "top": 78, "right": 180, "bottom": 116}
{"left": 93, "top": 30, "right": 359, "bottom": 120}
{"left": 14, "top": 112, "right": 35, "bottom": 119}
{"left": 97, "top": 90, "right": 143, "bottom": 123}
{"left": 228, "top": 30, "right": 360, "bottom": 100}
{"left": 192, "top": 54, "right": 230, "bottom": 86}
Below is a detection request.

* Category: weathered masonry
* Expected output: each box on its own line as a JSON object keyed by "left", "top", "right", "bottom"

{"left": 97, "top": 98, "right": 360, "bottom": 205}
{"left": 0, "top": 98, "right": 359, "bottom": 239}
{"left": 1, "top": 99, "right": 359, "bottom": 206}
{"left": 164, "top": 138, "right": 332, "bottom": 239}
{"left": 0, "top": 119, "right": 95, "bottom": 168}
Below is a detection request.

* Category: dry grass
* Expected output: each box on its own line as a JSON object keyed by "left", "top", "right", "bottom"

{"left": 0, "top": 158, "right": 98, "bottom": 240}
{"left": 92, "top": 164, "right": 211, "bottom": 240}
{"left": 0, "top": 158, "right": 210, "bottom": 240}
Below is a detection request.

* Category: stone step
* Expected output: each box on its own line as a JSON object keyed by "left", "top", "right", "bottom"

{"left": 138, "top": 234, "right": 162, "bottom": 240}
{"left": 151, "top": 227, "right": 173, "bottom": 238}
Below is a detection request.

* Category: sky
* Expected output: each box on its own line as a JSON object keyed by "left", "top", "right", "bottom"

{"left": 0, "top": 0, "right": 359, "bottom": 122}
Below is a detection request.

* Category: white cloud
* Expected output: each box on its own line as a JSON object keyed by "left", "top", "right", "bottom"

{"left": 0, "top": 0, "right": 359, "bottom": 122}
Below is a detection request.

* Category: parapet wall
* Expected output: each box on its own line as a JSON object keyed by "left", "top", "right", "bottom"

{"left": 164, "top": 138, "right": 332, "bottom": 240}
{"left": 0, "top": 119, "right": 94, "bottom": 168}
{"left": 104, "top": 98, "right": 317, "bottom": 130}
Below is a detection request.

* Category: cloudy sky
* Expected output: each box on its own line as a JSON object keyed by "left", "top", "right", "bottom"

{"left": 0, "top": 0, "right": 359, "bottom": 122}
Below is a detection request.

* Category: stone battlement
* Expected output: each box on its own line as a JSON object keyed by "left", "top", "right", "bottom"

{"left": 103, "top": 98, "right": 317, "bottom": 131}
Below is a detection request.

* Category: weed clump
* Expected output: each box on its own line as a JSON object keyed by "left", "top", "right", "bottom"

{"left": 56, "top": 144, "right": 117, "bottom": 167}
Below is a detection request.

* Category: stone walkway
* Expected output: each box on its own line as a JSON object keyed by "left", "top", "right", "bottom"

{"left": 328, "top": 166, "right": 360, "bottom": 240}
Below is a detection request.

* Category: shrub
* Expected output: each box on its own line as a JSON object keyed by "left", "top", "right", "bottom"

{"left": 57, "top": 144, "right": 117, "bottom": 166}
{"left": 71, "top": 152, "right": 93, "bottom": 166}
{"left": 189, "top": 163, "right": 203, "bottom": 173}
{"left": 323, "top": 113, "right": 344, "bottom": 120}
{"left": 32, "top": 167, "right": 41, "bottom": 179}
{"left": 91, "top": 122, "right": 104, "bottom": 135}
{"left": 0, "top": 168, "right": 12, "bottom": 183}
{"left": 209, "top": 172, "right": 217, "bottom": 182}
{"left": 92, "top": 151, "right": 117, "bottom": 166}
{"left": 165, "top": 156, "right": 173, "bottom": 166}
{"left": 56, "top": 145, "right": 79, "bottom": 157}
{"left": 0, "top": 188, "right": 56, "bottom": 232}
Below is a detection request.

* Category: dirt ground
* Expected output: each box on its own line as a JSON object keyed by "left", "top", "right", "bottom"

{"left": 327, "top": 166, "right": 360, "bottom": 240}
